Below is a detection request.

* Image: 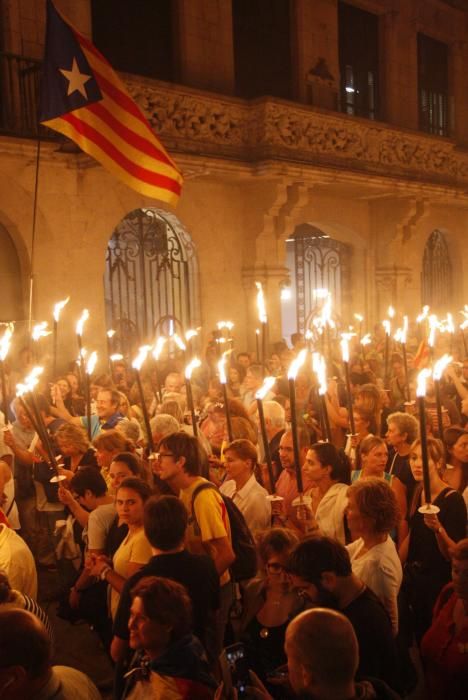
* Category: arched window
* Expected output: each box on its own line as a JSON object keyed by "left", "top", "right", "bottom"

{"left": 104, "top": 208, "right": 199, "bottom": 355}
{"left": 421, "top": 230, "right": 452, "bottom": 311}
{"left": 282, "top": 224, "right": 350, "bottom": 338}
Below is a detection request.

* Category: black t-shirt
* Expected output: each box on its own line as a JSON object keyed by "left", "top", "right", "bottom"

{"left": 386, "top": 449, "right": 416, "bottom": 517}
{"left": 343, "top": 587, "right": 398, "bottom": 690}
{"left": 408, "top": 487, "right": 466, "bottom": 583}
{"left": 113, "top": 550, "right": 220, "bottom": 643}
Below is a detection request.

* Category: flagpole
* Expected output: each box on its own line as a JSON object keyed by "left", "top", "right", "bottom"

{"left": 28, "top": 135, "right": 42, "bottom": 337}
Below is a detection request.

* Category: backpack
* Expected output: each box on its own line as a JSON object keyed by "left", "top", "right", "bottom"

{"left": 190, "top": 482, "right": 257, "bottom": 582}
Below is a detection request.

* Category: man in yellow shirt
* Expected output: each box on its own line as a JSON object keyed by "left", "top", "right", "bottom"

{"left": 156, "top": 431, "right": 235, "bottom": 662}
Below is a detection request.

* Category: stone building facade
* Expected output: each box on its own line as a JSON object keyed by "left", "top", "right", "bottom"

{"left": 0, "top": 0, "right": 467, "bottom": 367}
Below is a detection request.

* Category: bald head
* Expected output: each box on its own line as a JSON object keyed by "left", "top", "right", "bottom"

{"left": 0, "top": 609, "right": 50, "bottom": 679}
{"left": 285, "top": 608, "right": 358, "bottom": 695}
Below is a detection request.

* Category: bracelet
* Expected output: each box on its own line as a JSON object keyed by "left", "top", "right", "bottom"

{"left": 437, "top": 526, "right": 444, "bottom": 535}
{"left": 100, "top": 565, "right": 112, "bottom": 581}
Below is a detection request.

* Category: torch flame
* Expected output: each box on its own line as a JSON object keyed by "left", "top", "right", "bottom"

{"left": 185, "top": 329, "right": 198, "bottom": 341}
{"left": 360, "top": 333, "right": 371, "bottom": 346}
{"left": 110, "top": 353, "right": 123, "bottom": 362}
{"left": 255, "top": 376, "right": 276, "bottom": 400}
{"left": 173, "top": 334, "right": 186, "bottom": 351}
{"left": 416, "top": 368, "right": 432, "bottom": 398}
{"left": 312, "top": 353, "right": 327, "bottom": 396}
{"left": 32, "top": 322, "right": 51, "bottom": 341}
{"left": 416, "top": 305, "right": 430, "bottom": 323}
{"left": 383, "top": 320, "right": 391, "bottom": 336}
{"left": 217, "top": 321, "right": 234, "bottom": 331}
{"left": 185, "top": 357, "right": 201, "bottom": 380}
{"left": 354, "top": 313, "right": 363, "bottom": 323}
{"left": 288, "top": 349, "right": 307, "bottom": 380}
{"left": 24, "top": 366, "right": 44, "bottom": 392}
{"left": 428, "top": 315, "right": 439, "bottom": 348}
{"left": 340, "top": 332, "right": 356, "bottom": 363}
{"left": 76, "top": 309, "right": 89, "bottom": 336}
{"left": 433, "top": 354, "right": 452, "bottom": 381}
{"left": 0, "top": 323, "right": 14, "bottom": 362}
{"left": 388, "top": 306, "right": 395, "bottom": 319}
{"left": 132, "top": 345, "right": 152, "bottom": 371}
{"left": 53, "top": 297, "right": 70, "bottom": 323}
{"left": 152, "top": 337, "right": 166, "bottom": 361}
{"left": 86, "top": 351, "right": 98, "bottom": 375}
{"left": 394, "top": 316, "right": 408, "bottom": 344}
{"left": 255, "top": 282, "right": 267, "bottom": 324}
{"left": 107, "top": 329, "right": 116, "bottom": 339}
{"left": 218, "top": 354, "right": 228, "bottom": 384}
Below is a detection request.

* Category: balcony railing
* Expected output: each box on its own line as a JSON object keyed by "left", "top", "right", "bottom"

{"left": 2, "top": 51, "right": 468, "bottom": 192}
{"left": 0, "top": 51, "right": 44, "bottom": 137}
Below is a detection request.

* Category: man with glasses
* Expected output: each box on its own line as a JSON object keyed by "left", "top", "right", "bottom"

{"left": 286, "top": 536, "right": 399, "bottom": 692}
{"left": 155, "top": 431, "right": 235, "bottom": 662}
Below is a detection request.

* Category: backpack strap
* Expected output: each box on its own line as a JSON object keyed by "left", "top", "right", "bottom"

{"left": 190, "top": 482, "right": 219, "bottom": 536}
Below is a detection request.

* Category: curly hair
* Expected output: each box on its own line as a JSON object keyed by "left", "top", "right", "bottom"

{"left": 347, "top": 477, "right": 400, "bottom": 534}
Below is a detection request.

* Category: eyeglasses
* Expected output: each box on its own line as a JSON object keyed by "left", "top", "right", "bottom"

{"left": 154, "top": 452, "right": 174, "bottom": 460}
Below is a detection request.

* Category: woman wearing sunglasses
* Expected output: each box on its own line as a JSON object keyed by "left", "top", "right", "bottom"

{"left": 239, "top": 528, "right": 302, "bottom": 697}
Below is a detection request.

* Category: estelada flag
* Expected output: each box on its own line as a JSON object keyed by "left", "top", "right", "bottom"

{"left": 40, "top": 0, "right": 183, "bottom": 205}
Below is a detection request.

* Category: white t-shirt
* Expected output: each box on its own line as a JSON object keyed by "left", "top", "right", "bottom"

{"left": 221, "top": 474, "right": 271, "bottom": 532}
{"left": 347, "top": 536, "right": 402, "bottom": 635}
{"left": 0, "top": 523, "right": 38, "bottom": 599}
{"left": 85, "top": 502, "right": 116, "bottom": 551}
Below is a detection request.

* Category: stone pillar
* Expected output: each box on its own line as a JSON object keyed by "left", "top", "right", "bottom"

{"left": 176, "top": 0, "right": 235, "bottom": 94}
{"left": 451, "top": 40, "right": 468, "bottom": 145}
{"left": 380, "top": 7, "right": 418, "bottom": 130}
{"left": 292, "top": 0, "right": 339, "bottom": 107}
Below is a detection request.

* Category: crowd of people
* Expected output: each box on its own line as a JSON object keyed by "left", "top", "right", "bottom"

{"left": 0, "top": 329, "right": 467, "bottom": 699}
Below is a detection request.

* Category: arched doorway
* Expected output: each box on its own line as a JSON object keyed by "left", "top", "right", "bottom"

{"left": 421, "top": 230, "right": 452, "bottom": 312}
{"left": 282, "top": 224, "right": 351, "bottom": 339}
{"left": 104, "top": 208, "right": 199, "bottom": 355}
{"left": 0, "top": 222, "right": 24, "bottom": 322}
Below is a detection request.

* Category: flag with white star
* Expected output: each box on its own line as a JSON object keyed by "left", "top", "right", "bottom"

{"left": 40, "top": 0, "right": 183, "bottom": 205}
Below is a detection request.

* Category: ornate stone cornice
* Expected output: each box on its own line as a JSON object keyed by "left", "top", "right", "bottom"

{"left": 125, "top": 74, "right": 468, "bottom": 192}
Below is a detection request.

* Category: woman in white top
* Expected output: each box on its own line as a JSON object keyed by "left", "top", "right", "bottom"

{"left": 299, "top": 442, "right": 351, "bottom": 543}
{"left": 89, "top": 478, "right": 152, "bottom": 619}
{"left": 346, "top": 477, "right": 402, "bottom": 636}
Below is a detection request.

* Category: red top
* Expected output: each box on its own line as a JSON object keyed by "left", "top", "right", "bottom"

{"left": 420, "top": 584, "right": 468, "bottom": 700}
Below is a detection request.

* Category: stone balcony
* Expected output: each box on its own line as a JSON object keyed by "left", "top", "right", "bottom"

{"left": 126, "top": 73, "right": 468, "bottom": 192}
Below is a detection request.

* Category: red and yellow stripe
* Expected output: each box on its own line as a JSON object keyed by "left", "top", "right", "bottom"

{"left": 43, "top": 25, "right": 182, "bottom": 205}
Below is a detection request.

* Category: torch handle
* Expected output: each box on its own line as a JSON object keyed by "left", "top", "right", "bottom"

{"left": 222, "top": 383, "right": 233, "bottom": 442}
{"left": 343, "top": 361, "right": 356, "bottom": 435}
{"left": 320, "top": 393, "right": 332, "bottom": 443}
{"left": 434, "top": 380, "right": 444, "bottom": 440}
{"left": 288, "top": 378, "right": 304, "bottom": 493}
{"left": 85, "top": 372, "right": 92, "bottom": 442}
{"left": 417, "top": 396, "right": 432, "bottom": 505}
{"left": 0, "top": 360, "right": 9, "bottom": 424}
{"left": 257, "top": 399, "right": 276, "bottom": 494}
{"left": 185, "top": 379, "right": 198, "bottom": 438}
{"left": 135, "top": 370, "right": 155, "bottom": 453}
